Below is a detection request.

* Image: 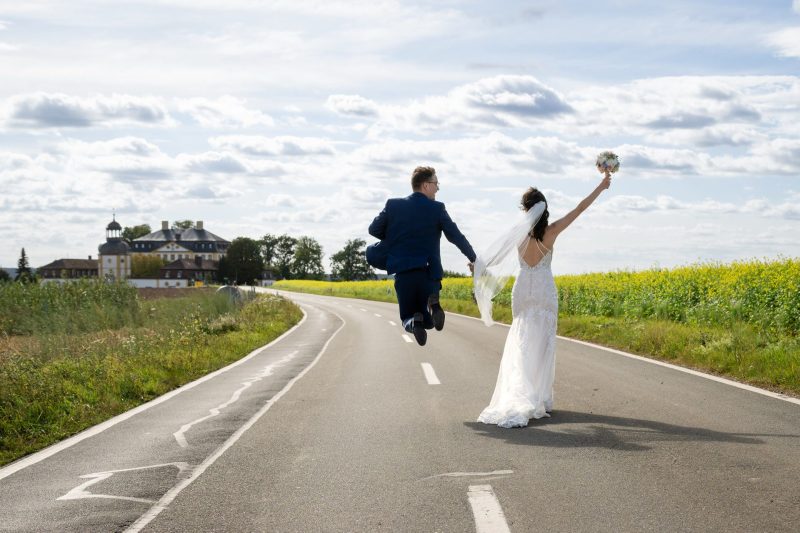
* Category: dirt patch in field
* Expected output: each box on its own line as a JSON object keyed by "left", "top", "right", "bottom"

{"left": 137, "top": 287, "right": 215, "bottom": 300}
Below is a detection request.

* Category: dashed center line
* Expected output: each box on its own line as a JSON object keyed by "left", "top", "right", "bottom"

{"left": 468, "top": 485, "right": 511, "bottom": 533}
{"left": 421, "top": 363, "right": 441, "bottom": 385}
{"left": 360, "top": 308, "right": 368, "bottom": 312}
{"left": 389, "top": 320, "right": 397, "bottom": 326}
{"left": 374, "top": 313, "right": 382, "bottom": 317}
{"left": 402, "top": 334, "right": 413, "bottom": 343}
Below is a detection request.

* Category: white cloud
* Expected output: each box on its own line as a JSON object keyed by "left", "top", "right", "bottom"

{"left": 326, "top": 95, "right": 380, "bottom": 117}
{"left": 209, "top": 135, "right": 336, "bottom": 156}
{"left": 795, "top": 0, "right": 800, "bottom": 14}
{"left": 176, "top": 96, "right": 274, "bottom": 128}
{"left": 2, "top": 93, "right": 172, "bottom": 128}
{"left": 263, "top": 194, "right": 298, "bottom": 208}
{"left": 179, "top": 151, "right": 250, "bottom": 174}
{"left": 766, "top": 27, "right": 800, "bottom": 58}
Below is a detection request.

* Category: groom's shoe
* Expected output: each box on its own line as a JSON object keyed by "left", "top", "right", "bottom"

{"left": 428, "top": 294, "right": 445, "bottom": 331}
{"left": 411, "top": 312, "right": 427, "bottom": 346}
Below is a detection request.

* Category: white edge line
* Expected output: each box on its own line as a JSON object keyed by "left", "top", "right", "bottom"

{"left": 125, "top": 308, "right": 347, "bottom": 533}
{"left": 467, "top": 484, "right": 511, "bottom": 533}
{"left": 0, "top": 305, "right": 309, "bottom": 482}
{"left": 421, "top": 362, "right": 441, "bottom": 385}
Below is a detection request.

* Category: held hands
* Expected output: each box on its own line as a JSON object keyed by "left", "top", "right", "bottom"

{"left": 468, "top": 262, "right": 475, "bottom": 274}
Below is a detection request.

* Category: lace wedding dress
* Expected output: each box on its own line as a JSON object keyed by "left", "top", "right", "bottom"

{"left": 478, "top": 246, "right": 558, "bottom": 428}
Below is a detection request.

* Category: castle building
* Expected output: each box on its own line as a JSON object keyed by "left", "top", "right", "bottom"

{"left": 130, "top": 220, "right": 230, "bottom": 262}
{"left": 98, "top": 216, "right": 131, "bottom": 281}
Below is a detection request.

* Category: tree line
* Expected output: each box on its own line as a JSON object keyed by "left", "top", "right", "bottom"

{"left": 221, "top": 234, "right": 375, "bottom": 284}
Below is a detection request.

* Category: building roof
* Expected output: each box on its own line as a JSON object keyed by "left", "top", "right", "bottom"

{"left": 134, "top": 227, "right": 230, "bottom": 243}
{"left": 106, "top": 219, "right": 122, "bottom": 231}
{"left": 39, "top": 259, "right": 98, "bottom": 270}
{"left": 161, "top": 258, "right": 219, "bottom": 271}
{"left": 99, "top": 240, "right": 130, "bottom": 255}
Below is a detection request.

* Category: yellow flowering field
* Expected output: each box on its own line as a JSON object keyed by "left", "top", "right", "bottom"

{"left": 556, "top": 258, "right": 800, "bottom": 334}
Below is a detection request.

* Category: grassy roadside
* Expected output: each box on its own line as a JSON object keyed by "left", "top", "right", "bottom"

{"left": 274, "top": 277, "right": 800, "bottom": 398}
{"left": 0, "top": 286, "right": 302, "bottom": 467}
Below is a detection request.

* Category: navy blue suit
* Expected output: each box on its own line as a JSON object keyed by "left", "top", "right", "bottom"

{"left": 369, "top": 192, "right": 476, "bottom": 328}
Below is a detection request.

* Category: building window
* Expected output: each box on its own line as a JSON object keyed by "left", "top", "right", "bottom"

{"left": 171, "top": 254, "right": 175, "bottom": 260}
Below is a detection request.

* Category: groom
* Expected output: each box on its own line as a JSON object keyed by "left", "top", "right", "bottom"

{"left": 368, "top": 166, "right": 476, "bottom": 346}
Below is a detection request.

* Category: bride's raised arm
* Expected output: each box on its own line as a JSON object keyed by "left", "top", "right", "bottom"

{"left": 547, "top": 173, "right": 612, "bottom": 240}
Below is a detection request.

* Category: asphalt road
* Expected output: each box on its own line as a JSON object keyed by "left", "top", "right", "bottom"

{"left": 1, "top": 289, "right": 799, "bottom": 532}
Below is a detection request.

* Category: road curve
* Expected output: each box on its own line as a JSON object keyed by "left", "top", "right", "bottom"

{"left": 2, "top": 289, "right": 799, "bottom": 532}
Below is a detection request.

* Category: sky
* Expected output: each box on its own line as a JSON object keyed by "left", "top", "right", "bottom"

{"left": 1, "top": 0, "right": 799, "bottom": 275}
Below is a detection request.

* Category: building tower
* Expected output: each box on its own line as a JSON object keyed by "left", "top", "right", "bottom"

{"left": 98, "top": 215, "right": 131, "bottom": 281}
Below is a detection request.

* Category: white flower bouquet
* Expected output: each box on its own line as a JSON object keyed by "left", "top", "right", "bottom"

{"left": 596, "top": 151, "right": 620, "bottom": 174}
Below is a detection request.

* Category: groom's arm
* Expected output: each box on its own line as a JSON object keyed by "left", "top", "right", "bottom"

{"left": 368, "top": 203, "right": 389, "bottom": 240}
{"left": 440, "top": 207, "right": 477, "bottom": 262}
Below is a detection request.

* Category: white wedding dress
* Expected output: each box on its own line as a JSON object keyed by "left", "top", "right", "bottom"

{"left": 478, "top": 245, "right": 558, "bottom": 428}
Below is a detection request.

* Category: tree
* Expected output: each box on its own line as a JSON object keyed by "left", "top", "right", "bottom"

{"left": 219, "top": 237, "right": 264, "bottom": 284}
{"left": 15, "top": 248, "right": 33, "bottom": 282}
{"left": 131, "top": 255, "right": 166, "bottom": 278}
{"left": 291, "top": 236, "right": 325, "bottom": 280}
{"left": 0, "top": 269, "right": 10, "bottom": 283}
{"left": 330, "top": 238, "right": 375, "bottom": 281}
{"left": 273, "top": 235, "right": 297, "bottom": 279}
{"left": 443, "top": 269, "right": 469, "bottom": 278}
{"left": 172, "top": 220, "right": 194, "bottom": 230}
{"left": 122, "top": 224, "right": 152, "bottom": 242}
{"left": 260, "top": 233, "right": 280, "bottom": 267}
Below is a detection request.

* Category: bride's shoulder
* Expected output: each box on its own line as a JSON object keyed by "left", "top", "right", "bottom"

{"left": 542, "top": 227, "right": 557, "bottom": 249}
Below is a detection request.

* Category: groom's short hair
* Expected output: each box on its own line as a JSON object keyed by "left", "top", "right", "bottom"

{"left": 411, "top": 166, "right": 436, "bottom": 190}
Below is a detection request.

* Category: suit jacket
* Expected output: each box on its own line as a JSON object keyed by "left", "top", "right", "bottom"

{"left": 368, "top": 192, "right": 476, "bottom": 279}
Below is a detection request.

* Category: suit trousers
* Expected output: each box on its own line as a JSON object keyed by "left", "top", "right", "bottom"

{"left": 394, "top": 268, "right": 441, "bottom": 330}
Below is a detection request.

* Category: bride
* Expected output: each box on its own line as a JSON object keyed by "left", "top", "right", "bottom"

{"left": 474, "top": 172, "right": 612, "bottom": 428}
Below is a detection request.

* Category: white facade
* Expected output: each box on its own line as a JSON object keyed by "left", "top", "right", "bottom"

{"left": 99, "top": 253, "right": 131, "bottom": 281}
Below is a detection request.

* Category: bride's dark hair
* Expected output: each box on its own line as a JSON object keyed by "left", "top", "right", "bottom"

{"left": 521, "top": 187, "right": 549, "bottom": 241}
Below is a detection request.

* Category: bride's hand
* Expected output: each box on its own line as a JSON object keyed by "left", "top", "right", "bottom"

{"left": 600, "top": 172, "right": 612, "bottom": 190}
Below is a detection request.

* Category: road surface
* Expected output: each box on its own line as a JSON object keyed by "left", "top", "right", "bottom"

{"left": 1, "top": 290, "right": 799, "bottom": 532}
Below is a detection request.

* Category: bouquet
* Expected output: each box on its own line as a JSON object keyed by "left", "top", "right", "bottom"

{"left": 596, "top": 151, "right": 620, "bottom": 174}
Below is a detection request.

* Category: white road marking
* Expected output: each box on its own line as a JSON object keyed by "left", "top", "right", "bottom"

{"left": 58, "top": 463, "right": 191, "bottom": 504}
{"left": 321, "top": 328, "right": 327, "bottom": 332}
{"left": 426, "top": 470, "right": 514, "bottom": 480}
{"left": 173, "top": 351, "right": 298, "bottom": 447}
{"left": 360, "top": 308, "right": 368, "bottom": 312}
{"left": 124, "top": 312, "right": 347, "bottom": 533}
{"left": 374, "top": 313, "right": 382, "bottom": 317}
{"left": 467, "top": 485, "right": 511, "bottom": 533}
{"left": 402, "top": 334, "right": 413, "bottom": 343}
{"left": 421, "top": 363, "right": 441, "bottom": 385}
{"left": 389, "top": 320, "right": 397, "bottom": 326}
{"left": 0, "top": 310, "right": 309, "bottom": 482}
{"left": 450, "top": 310, "right": 800, "bottom": 407}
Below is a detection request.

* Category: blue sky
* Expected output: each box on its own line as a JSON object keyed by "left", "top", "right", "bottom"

{"left": 1, "top": 0, "right": 799, "bottom": 274}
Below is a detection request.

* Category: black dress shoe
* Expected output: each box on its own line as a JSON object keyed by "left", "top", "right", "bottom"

{"left": 412, "top": 312, "right": 427, "bottom": 346}
{"left": 428, "top": 294, "right": 445, "bottom": 331}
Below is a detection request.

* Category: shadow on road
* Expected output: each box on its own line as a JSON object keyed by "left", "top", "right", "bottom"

{"left": 464, "top": 410, "right": 797, "bottom": 451}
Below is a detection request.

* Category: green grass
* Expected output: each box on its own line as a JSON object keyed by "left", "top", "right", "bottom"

{"left": 0, "top": 288, "right": 302, "bottom": 466}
